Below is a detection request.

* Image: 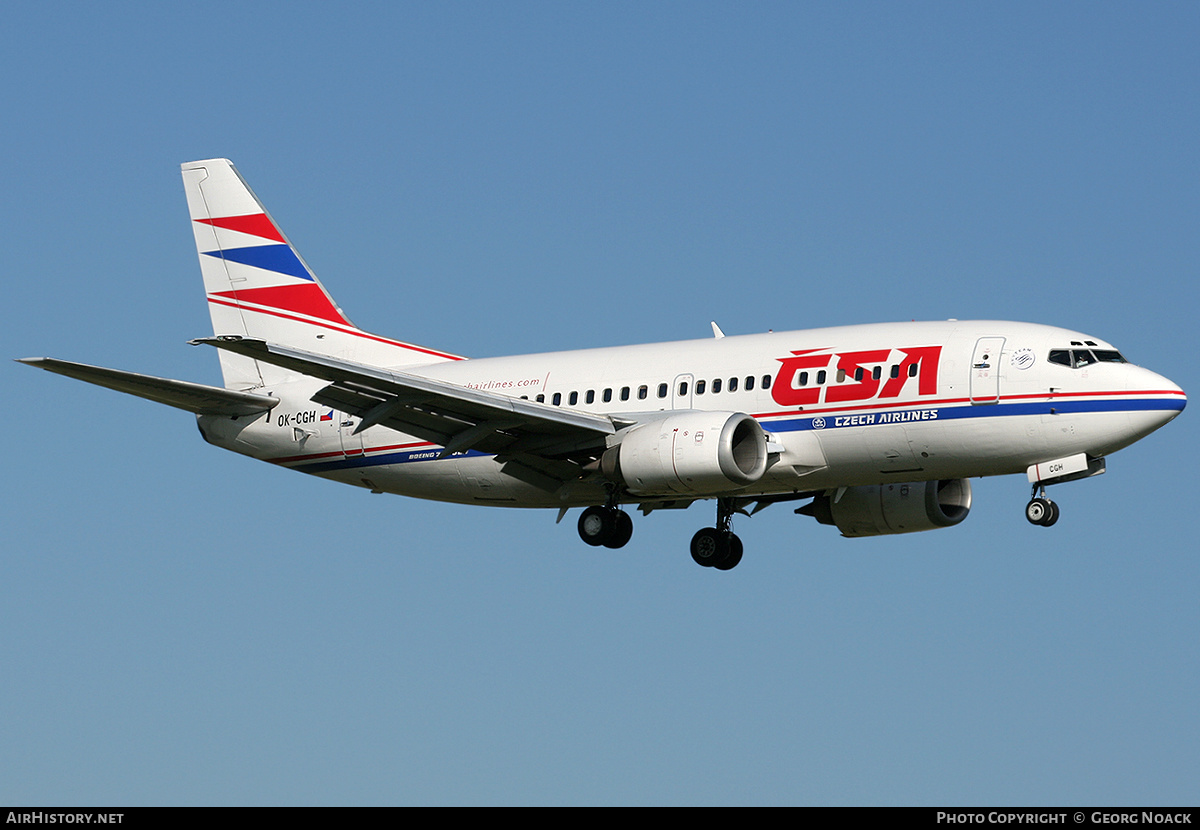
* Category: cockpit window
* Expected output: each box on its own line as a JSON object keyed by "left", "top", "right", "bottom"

{"left": 1049, "top": 348, "right": 1127, "bottom": 368}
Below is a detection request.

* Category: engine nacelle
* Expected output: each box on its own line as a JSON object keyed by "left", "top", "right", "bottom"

{"left": 602, "top": 411, "right": 769, "bottom": 496}
{"left": 804, "top": 479, "right": 972, "bottom": 537}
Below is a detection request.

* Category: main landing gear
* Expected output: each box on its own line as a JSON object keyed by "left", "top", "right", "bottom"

{"left": 1025, "top": 484, "right": 1060, "bottom": 527}
{"left": 577, "top": 496, "right": 745, "bottom": 570}
{"left": 577, "top": 505, "right": 634, "bottom": 549}
{"left": 690, "top": 498, "right": 743, "bottom": 571}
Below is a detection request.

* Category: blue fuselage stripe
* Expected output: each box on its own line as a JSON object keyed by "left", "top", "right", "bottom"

{"left": 759, "top": 396, "right": 1185, "bottom": 433}
{"left": 299, "top": 447, "right": 486, "bottom": 474}
{"left": 283, "top": 397, "right": 1183, "bottom": 474}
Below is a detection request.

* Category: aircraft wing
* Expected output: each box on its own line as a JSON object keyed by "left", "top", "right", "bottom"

{"left": 193, "top": 337, "right": 621, "bottom": 473}
{"left": 17, "top": 357, "right": 279, "bottom": 416}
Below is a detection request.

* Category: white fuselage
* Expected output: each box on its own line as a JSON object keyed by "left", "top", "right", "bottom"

{"left": 197, "top": 319, "right": 1185, "bottom": 509}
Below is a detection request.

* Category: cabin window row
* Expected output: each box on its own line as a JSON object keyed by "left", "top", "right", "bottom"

{"left": 686, "top": 374, "right": 772, "bottom": 396}
{"left": 790, "top": 362, "right": 920, "bottom": 388}
{"left": 526, "top": 374, "right": 775, "bottom": 407}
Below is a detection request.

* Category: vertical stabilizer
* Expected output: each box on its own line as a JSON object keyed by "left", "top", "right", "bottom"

{"left": 182, "top": 159, "right": 461, "bottom": 389}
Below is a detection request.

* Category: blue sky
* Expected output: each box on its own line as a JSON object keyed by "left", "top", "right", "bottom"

{"left": 3, "top": 2, "right": 1197, "bottom": 806}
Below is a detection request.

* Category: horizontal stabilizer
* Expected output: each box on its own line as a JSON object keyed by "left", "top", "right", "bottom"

{"left": 17, "top": 357, "right": 279, "bottom": 416}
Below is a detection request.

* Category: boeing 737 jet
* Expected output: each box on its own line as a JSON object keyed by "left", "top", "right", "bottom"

{"left": 20, "top": 159, "right": 1186, "bottom": 570}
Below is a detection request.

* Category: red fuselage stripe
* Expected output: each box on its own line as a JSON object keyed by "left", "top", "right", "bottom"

{"left": 751, "top": 388, "right": 1185, "bottom": 420}
{"left": 271, "top": 439, "right": 435, "bottom": 465}
{"left": 266, "top": 388, "right": 1180, "bottom": 465}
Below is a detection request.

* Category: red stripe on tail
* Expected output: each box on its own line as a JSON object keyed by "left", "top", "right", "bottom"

{"left": 196, "top": 213, "right": 287, "bottom": 243}
{"left": 211, "top": 283, "right": 350, "bottom": 325}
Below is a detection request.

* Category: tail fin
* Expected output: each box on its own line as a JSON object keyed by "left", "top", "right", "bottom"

{"left": 181, "top": 158, "right": 461, "bottom": 389}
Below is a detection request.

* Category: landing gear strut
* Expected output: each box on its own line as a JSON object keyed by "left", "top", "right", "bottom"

{"left": 577, "top": 502, "right": 634, "bottom": 549}
{"left": 690, "top": 498, "right": 743, "bottom": 570}
{"left": 1025, "top": 484, "right": 1060, "bottom": 527}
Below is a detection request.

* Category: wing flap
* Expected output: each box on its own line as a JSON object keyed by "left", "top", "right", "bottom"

{"left": 18, "top": 357, "right": 279, "bottom": 416}
{"left": 193, "top": 337, "right": 616, "bottom": 458}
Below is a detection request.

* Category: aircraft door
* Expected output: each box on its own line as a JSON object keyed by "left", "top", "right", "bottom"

{"left": 969, "top": 337, "right": 1005, "bottom": 404}
{"left": 672, "top": 374, "right": 694, "bottom": 410}
{"left": 338, "top": 412, "right": 365, "bottom": 458}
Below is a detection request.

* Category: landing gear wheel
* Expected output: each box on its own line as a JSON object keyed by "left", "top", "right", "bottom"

{"left": 578, "top": 506, "right": 634, "bottom": 548}
{"left": 1041, "top": 499, "right": 1059, "bottom": 527}
{"left": 1025, "top": 497, "right": 1058, "bottom": 527}
{"left": 1025, "top": 498, "right": 1048, "bottom": 525}
{"left": 713, "top": 534, "right": 743, "bottom": 570}
{"left": 578, "top": 506, "right": 615, "bottom": 546}
{"left": 690, "top": 527, "right": 727, "bottom": 567}
{"left": 603, "top": 510, "right": 634, "bottom": 549}
{"left": 692, "top": 498, "right": 746, "bottom": 570}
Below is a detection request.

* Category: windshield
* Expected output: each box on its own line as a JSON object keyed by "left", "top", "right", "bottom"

{"left": 1048, "top": 348, "right": 1126, "bottom": 369}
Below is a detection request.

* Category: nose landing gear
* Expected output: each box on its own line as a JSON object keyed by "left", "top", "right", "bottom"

{"left": 1025, "top": 485, "right": 1060, "bottom": 527}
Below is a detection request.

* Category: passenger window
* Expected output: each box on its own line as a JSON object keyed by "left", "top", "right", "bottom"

{"left": 837, "top": 369, "right": 846, "bottom": 383}
{"left": 603, "top": 388, "right": 612, "bottom": 403}
{"left": 817, "top": 370, "right": 827, "bottom": 384}
{"left": 536, "top": 394, "right": 545, "bottom": 403}
{"left": 853, "top": 367, "right": 863, "bottom": 382}
{"left": 638, "top": 385, "right": 648, "bottom": 400}
{"left": 799, "top": 371, "right": 808, "bottom": 386}
{"left": 657, "top": 383, "right": 668, "bottom": 398}
{"left": 585, "top": 390, "right": 595, "bottom": 404}
{"left": 552, "top": 392, "right": 562, "bottom": 406}
{"left": 569, "top": 391, "right": 579, "bottom": 406}
{"left": 621, "top": 386, "right": 630, "bottom": 401}
{"left": 872, "top": 366, "right": 881, "bottom": 381}
{"left": 761, "top": 374, "right": 771, "bottom": 389}
{"left": 696, "top": 380, "right": 706, "bottom": 395}
{"left": 908, "top": 363, "right": 918, "bottom": 377}
{"left": 729, "top": 377, "right": 738, "bottom": 392}
{"left": 712, "top": 378, "right": 722, "bottom": 393}
{"left": 745, "top": 376, "right": 755, "bottom": 391}
{"left": 678, "top": 381, "right": 689, "bottom": 396}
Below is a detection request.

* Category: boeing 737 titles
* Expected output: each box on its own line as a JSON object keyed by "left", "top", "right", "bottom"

{"left": 19, "top": 159, "right": 1186, "bottom": 570}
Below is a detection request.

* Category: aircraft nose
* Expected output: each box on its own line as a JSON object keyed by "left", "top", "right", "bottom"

{"left": 1126, "top": 365, "right": 1186, "bottom": 427}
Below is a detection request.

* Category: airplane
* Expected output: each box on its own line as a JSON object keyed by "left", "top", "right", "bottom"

{"left": 19, "top": 158, "right": 1186, "bottom": 570}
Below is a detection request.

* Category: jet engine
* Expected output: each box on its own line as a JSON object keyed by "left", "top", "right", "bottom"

{"left": 801, "top": 479, "right": 972, "bottom": 537}
{"left": 601, "top": 411, "right": 768, "bottom": 496}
